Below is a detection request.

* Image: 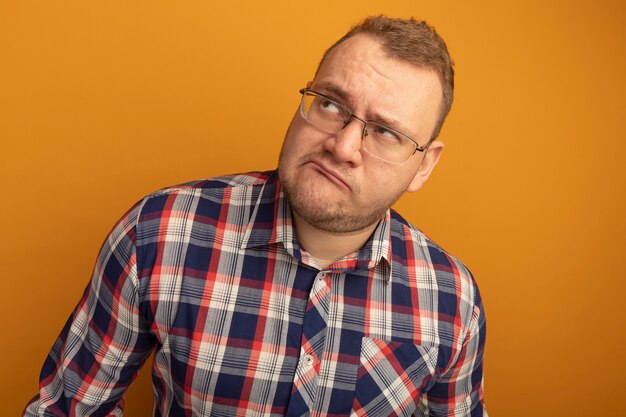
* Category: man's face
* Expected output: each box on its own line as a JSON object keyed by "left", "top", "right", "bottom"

{"left": 279, "top": 34, "right": 444, "bottom": 234}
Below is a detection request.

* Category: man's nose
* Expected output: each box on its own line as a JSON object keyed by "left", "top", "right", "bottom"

{"left": 323, "top": 117, "right": 364, "bottom": 165}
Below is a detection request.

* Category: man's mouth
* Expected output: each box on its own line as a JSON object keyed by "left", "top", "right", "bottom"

{"left": 309, "top": 161, "right": 351, "bottom": 191}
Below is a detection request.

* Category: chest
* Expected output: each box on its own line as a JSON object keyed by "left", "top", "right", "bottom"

{"left": 143, "top": 249, "right": 442, "bottom": 417}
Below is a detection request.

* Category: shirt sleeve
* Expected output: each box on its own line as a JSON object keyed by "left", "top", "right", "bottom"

{"left": 417, "top": 283, "right": 488, "bottom": 417}
{"left": 23, "top": 201, "right": 156, "bottom": 417}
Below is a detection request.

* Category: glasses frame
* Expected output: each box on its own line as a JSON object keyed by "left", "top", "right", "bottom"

{"left": 299, "top": 88, "right": 427, "bottom": 163}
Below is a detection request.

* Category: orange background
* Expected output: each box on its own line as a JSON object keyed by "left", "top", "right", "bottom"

{"left": 1, "top": 1, "right": 625, "bottom": 415}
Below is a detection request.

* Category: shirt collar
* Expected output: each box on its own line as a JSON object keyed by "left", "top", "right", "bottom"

{"left": 241, "top": 171, "right": 301, "bottom": 258}
{"left": 241, "top": 170, "right": 392, "bottom": 281}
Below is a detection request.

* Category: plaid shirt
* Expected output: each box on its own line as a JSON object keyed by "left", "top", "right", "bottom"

{"left": 25, "top": 170, "right": 487, "bottom": 417}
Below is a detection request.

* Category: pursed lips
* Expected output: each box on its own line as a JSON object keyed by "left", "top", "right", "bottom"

{"left": 308, "top": 161, "right": 352, "bottom": 191}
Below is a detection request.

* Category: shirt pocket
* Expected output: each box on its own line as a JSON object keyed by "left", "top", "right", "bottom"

{"left": 350, "top": 337, "right": 438, "bottom": 417}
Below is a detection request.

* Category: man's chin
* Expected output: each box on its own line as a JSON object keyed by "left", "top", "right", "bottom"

{"left": 289, "top": 199, "right": 384, "bottom": 234}
{"left": 281, "top": 171, "right": 385, "bottom": 233}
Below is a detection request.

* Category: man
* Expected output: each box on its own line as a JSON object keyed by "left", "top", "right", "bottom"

{"left": 25, "top": 15, "right": 487, "bottom": 417}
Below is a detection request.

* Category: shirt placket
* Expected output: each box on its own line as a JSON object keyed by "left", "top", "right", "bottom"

{"left": 285, "top": 271, "right": 331, "bottom": 417}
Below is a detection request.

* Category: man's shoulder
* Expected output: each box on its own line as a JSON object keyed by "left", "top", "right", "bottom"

{"left": 388, "top": 209, "right": 481, "bottom": 330}
{"left": 151, "top": 170, "right": 275, "bottom": 196}
{"left": 388, "top": 209, "right": 473, "bottom": 279}
{"left": 127, "top": 170, "right": 276, "bottom": 221}
{"left": 141, "top": 170, "right": 273, "bottom": 202}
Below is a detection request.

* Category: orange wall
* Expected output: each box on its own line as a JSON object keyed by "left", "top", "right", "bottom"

{"left": 2, "top": 1, "right": 625, "bottom": 415}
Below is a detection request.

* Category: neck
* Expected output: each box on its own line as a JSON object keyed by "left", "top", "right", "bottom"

{"left": 291, "top": 211, "right": 379, "bottom": 269}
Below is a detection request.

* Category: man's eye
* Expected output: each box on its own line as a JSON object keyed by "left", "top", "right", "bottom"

{"left": 320, "top": 99, "right": 341, "bottom": 114}
{"left": 373, "top": 125, "right": 402, "bottom": 143}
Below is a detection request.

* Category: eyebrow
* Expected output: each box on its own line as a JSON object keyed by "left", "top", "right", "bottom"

{"left": 311, "top": 81, "right": 415, "bottom": 137}
{"left": 313, "top": 81, "right": 351, "bottom": 102}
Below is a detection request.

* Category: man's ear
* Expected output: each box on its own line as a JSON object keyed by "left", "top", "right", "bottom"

{"left": 406, "top": 140, "right": 444, "bottom": 192}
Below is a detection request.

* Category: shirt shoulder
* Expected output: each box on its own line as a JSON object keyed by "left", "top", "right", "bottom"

{"left": 388, "top": 208, "right": 479, "bottom": 321}
{"left": 134, "top": 170, "right": 275, "bottom": 213}
{"left": 117, "top": 170, "right": 277, "bottom": 260}
{"left": 388, "top": 209, "right": 471, "bottom": 274}
{"left": 149, "top": 170, "right": 274, "bottom": 197}
{"left": 388, "top": 210, "right": 485, "bottom": 372}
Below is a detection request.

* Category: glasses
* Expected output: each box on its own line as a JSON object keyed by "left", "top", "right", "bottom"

{"left": 298, "top": 88, "right": 427, "bottom": 163}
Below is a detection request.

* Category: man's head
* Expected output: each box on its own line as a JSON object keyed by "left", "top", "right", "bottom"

{"left": 317, "top": 16, "right": 454, "bottom": 141}
{"left": 279, "top": 16, "right": 452, "bottom": 235}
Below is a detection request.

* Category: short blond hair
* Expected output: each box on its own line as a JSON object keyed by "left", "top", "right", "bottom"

{"left": 317, "top": 16, "right": 454, "bottom": 140}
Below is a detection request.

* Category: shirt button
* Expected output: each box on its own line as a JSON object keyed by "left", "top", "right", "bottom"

{"left": 303, "top": 354, "right": 314, "bottom": 366}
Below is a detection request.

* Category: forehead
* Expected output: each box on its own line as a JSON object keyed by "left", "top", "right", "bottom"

{"left": 313, "top": 34, "right": 442, "bottom": 137}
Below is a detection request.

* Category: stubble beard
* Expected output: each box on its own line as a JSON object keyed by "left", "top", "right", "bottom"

{"left": 279, "top": 157, "right": 400, "bottom": 234}
{"left": 278, "top": 120, "right": 403, "bottom": 234}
